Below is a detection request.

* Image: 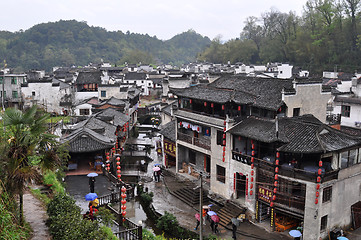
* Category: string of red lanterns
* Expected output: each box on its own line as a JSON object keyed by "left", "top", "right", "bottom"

{"left": 315, "top": 160, "right": 323, "bottom": 204}
{"left": 116, "top": 156, "right": 121, "bottom": 181}
{"left": 121, "top": 186, "right": 127, "bottom": 222}
{"left": 249, "top": 140, "right": 255, "bottom": 195}
{"left": 271, "top": 151, "right": 280, "bottom": 208}
{"left": 105, "top": 152, "right": 110, "bottom": 172}
{"left": 222, "top": 120, "right": 227, "bottom": 162}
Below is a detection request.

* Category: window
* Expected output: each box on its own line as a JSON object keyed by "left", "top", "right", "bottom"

{"left": 12, "top": 91, "right": 18, "bottom": 98}
{"left": 189, "top": 150, "right": 196, "bottom": 165}
{"left": 293, "top": 108, "right": 300, "bottom": 117}
{"left": 216, "top": 165, "right": 226, "bottom": 183}
{"left": 11, "top": 77, "right": 17, "bottom": 84}
{"left": 32, "top": 91, "right": 35, "bottom": 96}
{"left": 0, "top": 76, "right": 3, "bottom": 84}
{"left": 101, "top": 91, "right": 106, "bottom": 97}
{"left": 320, "top": 215, "right": 328, "bottom": 231}
{"left": 79, "top": 109, "right": 90, "bottom": 115}
{"left": 216, "top": 130, "right": 225, "bottom": 146}
{"left": 341, "top": 105, "right": 350, "bottom": 117}
{"left": 322, "top": 186, "right": 332, "bottom": 203}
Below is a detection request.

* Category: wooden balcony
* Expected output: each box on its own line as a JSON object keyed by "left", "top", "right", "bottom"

{"left": 177, "top": 132, "right": 211, "bottom": 150}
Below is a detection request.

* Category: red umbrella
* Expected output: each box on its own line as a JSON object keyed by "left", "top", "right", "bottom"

{"left": 211, "top": 215, "right": 220, "bottom": 223}
{"left": 195, "top": 213, "right": 200, "bottom": 221}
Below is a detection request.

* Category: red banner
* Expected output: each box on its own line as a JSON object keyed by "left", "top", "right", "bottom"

{"left": 164, "top": 139, "right": 176, "bottom": 157}
{"left": 258, "top": 186, "right": 272, "bottom": 204}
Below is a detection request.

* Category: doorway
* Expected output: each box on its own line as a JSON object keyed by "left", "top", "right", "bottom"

{"left": 236, "top": 172, "right": 246, "bottom": 199}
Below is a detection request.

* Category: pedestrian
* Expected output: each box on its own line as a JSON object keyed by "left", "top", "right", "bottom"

{"left": 156, "top": 168, "right": 162, "bottom": 182}
{"left": 194, "top": 219, "right": 200, "bottom": 230}
{"left": 202, "top": 208, "right": 207, "bottom": 225}
{"left": 232, "top": 223, "right": 237, "bottom": 240}
{"left": 214, "top": 222, "right": 219, "bottom": 234}
{"left": 89, "top": 177, "right": 95, "bottom": 193}
{"left": 153, "top": 171, "right": 158, "bottom": 182}
{"left": 210, "top": 219, "right": 215, "bottom": 232}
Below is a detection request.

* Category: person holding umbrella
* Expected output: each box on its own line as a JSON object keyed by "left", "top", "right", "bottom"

{"left": 211, "top": 215, "right": 220, "bottom": 234}
{"left": 231, "top": 218, "right": 240, "bottom": 240}
{"left": 87, "top": 173, "right": 98, "bottom": 193}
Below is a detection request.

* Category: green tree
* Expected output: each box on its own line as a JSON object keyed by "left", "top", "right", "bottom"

{"left": 1, "top": 106, "right": 59, "bottom": 225}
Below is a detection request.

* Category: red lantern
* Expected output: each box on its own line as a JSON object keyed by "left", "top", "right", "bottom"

{"left": 223, "top": 146, "right": 226, "bottom": 151}
{"left": 317, "top": 176, "right": 321, "bottom": 183}
{"left": 223, "top": 134, "right": 226, "bottom": 139}
{"left": 117, "top": 170, "right": 121, "bottom": 174}
{"left": 275, "top": 167, "right": 279, "bottom": 173}
{"left": 316, "top": 191, "right": 319, "bottom": 197}
{"left": 122, "top": 211, "right": 127, "bottom": 216}
{"left": 316, "top": 184, "right": 320, "bottom": 190}
{"left": 121, "top": 193, "right": 127, "bottom": 199}
{"left": 106, "top": 156, "right": 110, "bottom": 160}
{"left": 251, "top": 151, "right": 255, "bottom": 156}
{"left": 272, "top": 195, "right": 276, "bottom": 201}
{"left": 222, "top": 105, "right": 225, "bottom": 110}
{"left": 223, "top": 140, "right": 226, "bottom": 145}
{"left": 275, "top": 159, "right": 279, "bottom": 165}
{"left": 251, "top": 157, "right": 254, "bottom": 163}
{"left": 211, "top": 103, "right": 214, "bottom": 108}
{"left": 276, "top": 152, "right": 280, "bottom": 158}
{"left": 274, "top": 174, "right": 278, "bottom": 180}
{"left": 106, "top": 152, "right": 109, "bottom": 156}
{"left": 117, "top": 166, "right": 121, "bottom": 170}
{"left": 116, "top": 162, "right": 120, "bottom": 165}
{"left": 117, "top": 174, "right": 121, "bottom": 178}
{"left": 315, "top": 198, "right": 318, "bottom": 204}
{"left": 251, "top": 170, "right": 254, "bottom": 176}
{"left": 251, "top": 164, "right": 254, "bottom": 169}
{"left": 223, "top": 151, "right": 225, "bottom": 157}
{"left": 319, "top": 161, "right": 323, "bottom": 167}
{"left": 223, "top": 127, "right": 226, "bottom": 132}
{"left": 197, "top": 127, "right": 200, "bottom": 132}
{"left": 250, "top": 190, "right": 253, "bottom": 195}
{"left": 204, "top": 102, "right": 207, "bottom": 107}
{"left": 189, "top": 99, "right": 192, "bottom": 104}
{"left": 107, "top": 163, "right": 110, "bottom": 167}
{"left": 251, "top": 144, "right": 255, "bottom": 150}
{"left": 121, "top": 199, "right": 127, "bottom": 205}
{"left": 121, "top": 205, "right": 127, "bottom": 210}
{"left": 116, "top": 157, "right": 120, "bottom": 161}
{"left": 180, "top": 122, "right": 182, "bottom": 127}
{"left": 273, "top": 188, "right": 277, "bottom": 194}
{"left": 206, "top": 129, "right": 209, "bottom": 135}
{"left": 274, "top": 181, "right": 278, "bottom": 187}
{"left": 270, "top": 202, "right": 274, "bottom": 207}
{"left": 238, "top": 106, "right": 241, "bottom": 111}
{"left": 250, "top": 183, "right": 253, "bottom": 189}
{"left": 318, "top": 168, "right": 322, "bottom": 175}
{"left": 250, "top": 177, "right": 254, "bottom": 182}
{"left": 222, "top": 157, "right": 225, "bottom": 162}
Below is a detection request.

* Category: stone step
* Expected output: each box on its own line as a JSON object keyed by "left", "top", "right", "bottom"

{"left": 216, "top": 202, "right": 245, "bottom": 227}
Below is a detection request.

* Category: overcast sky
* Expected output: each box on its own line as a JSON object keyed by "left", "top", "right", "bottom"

{"left": 1, "top": 0, "right": 308, "bottom": 41}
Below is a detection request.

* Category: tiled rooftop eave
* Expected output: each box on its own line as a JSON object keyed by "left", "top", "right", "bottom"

{"left": 174, "top": 109, "right": 225, "bottom": 128}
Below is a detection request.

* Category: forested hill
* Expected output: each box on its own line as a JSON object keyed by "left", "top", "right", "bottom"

{"left": 0, "top": 20, "right": 211, "bottom": 71}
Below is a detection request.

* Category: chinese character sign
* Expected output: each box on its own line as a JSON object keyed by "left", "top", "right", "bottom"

{"left": 164, "top": 139, "right": 176, "bottom": 157}
{"left": 258, "top": 186, "right": 272, "bottom": 204}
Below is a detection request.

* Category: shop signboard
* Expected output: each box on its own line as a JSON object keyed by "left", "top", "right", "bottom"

{"left": 164, "top": 139, "right": 176, "bottom": 157}
{"left": 258, "top": 186, "right": 272, "bottom": 204}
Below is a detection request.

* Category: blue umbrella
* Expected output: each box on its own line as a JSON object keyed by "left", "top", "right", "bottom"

{"left": 207, "top": 211, "right": 217, "bottom": 216}
{"left": 87, "top": 172, "right": 98, "bottom": 177}
{"left": 337, "top": 237, "right": 349, "bottom": 240}
{"left": 154, "top": 163, "right": 161, "bottom": 166}
{"left": 289, "top": 230, "right": 302, "bottom": 238}
{"left": 85, "top": 193, "right": 98, "bottom": 201}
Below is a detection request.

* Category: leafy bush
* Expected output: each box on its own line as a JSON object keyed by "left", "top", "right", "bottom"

{"left": 30, "top": 188, "right": 51, "bottom": 205}
{"left": 140, "top": 191, "right": 154, "bottom": 206}
{"left": 142, "top": 229, "right": 167, "bottom": 240}
{"left": 46, "top": 193, "right": 116, "bottom": 240}
{"left": 43, "top": 170, "right": 65, "bottom": 194}
{"left": 156, "top": 211, "right": 179, "bottom": 233}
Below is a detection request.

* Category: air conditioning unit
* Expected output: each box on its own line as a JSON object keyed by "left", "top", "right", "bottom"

{"left": 355, "top": 122, "right": 361, "bottom": 127}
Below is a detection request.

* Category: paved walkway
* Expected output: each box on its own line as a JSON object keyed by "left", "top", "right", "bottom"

{"left": 23, "top": 189, "right": 51, "bottom": 240}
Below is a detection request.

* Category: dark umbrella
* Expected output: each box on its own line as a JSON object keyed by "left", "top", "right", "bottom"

{"left": 85, "top": 193, "right": 98, "bottom": 201}
{"left": 231, "top": 218, "right": 241, "bottom": 227}
{"left": 211, "top": 215, "right": 220, "bottom": 223}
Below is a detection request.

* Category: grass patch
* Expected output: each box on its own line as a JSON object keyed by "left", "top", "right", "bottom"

{"left": 43, "top": 170, "right": 65, "bottom": 194}
{"left": 30, "top": 188, "right": 51, "bottom": 205}
{"left": 47, "top": 116, "right": 70, "bottom": 124}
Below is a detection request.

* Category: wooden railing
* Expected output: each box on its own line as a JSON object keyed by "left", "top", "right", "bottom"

{"left": 177, "top": 132, "right": 211, "bottom": 150}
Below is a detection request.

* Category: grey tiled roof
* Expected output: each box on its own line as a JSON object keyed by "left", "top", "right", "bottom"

{"left": 99, "top": 97, "right": 127, "bottom": 106}
{"left": 61, "top": 127, "right": 114, "bottom": 153}
{"left": 76, "top": 71, "right": 102, "bottom": 84}
{"left": 171, "top": 76, "right": 295, "bottom": 111}
{"left": 95, "top": 108, "right": 129, "bottom": 127}
{"left": 159, "top": 120, "right": 176, "bottom": 142}
{"left": 229, "top": 115, "right": 361, "bottom": 153}
{"left": 124, "top": 72, "right": 147, "bottom": 80}
{"left": 70, "top": 117, "right": 117, "bottom": 140}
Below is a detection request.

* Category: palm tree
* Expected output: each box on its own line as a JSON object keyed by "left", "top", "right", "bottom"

{"left": 1, "top": 105, "right": 59, "bottom": 225}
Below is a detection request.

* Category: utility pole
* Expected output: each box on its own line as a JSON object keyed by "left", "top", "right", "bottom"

{"left": 199, "top": 172, "right": 203, "bottom": 240}
{"left": 2, "top": 60, "right": 6, "bottom": 111}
